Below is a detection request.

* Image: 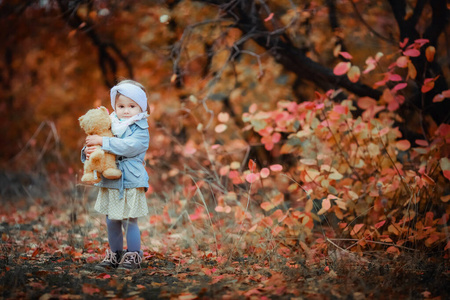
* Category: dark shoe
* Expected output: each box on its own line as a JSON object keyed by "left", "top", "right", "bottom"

{"left": 94, "top": 249, "right": 122, "bottom": 271}
{"left": 118, "top": 251, "right": 142, "bottom": 270}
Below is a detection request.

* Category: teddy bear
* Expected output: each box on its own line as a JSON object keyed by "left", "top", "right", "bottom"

{"left": 79, "top": 106, "right": 122, "bottom": 184}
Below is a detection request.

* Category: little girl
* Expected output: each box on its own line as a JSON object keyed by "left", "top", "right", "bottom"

{"left": 81, "top": 79, "right": 150, "bottom": 270}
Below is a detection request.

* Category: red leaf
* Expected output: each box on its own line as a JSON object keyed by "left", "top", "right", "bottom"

{"left": 421, "top": 77, "right": 439, "bottom": 93}
{"left": 392, "top": 83, "right": 407, "bottom": 91}
{"left": 414, "top": 38, "right": 429, "bottom": 46}
{"left": 415, "top": 139, "right": 428, "bottom": 146}
{"left": 82, "top": 284, "right": 100, "bottom": 295}
{"left": 399, "top": 38, "right": 409, "bottom": 48}
{"left": 339, "top": 51, "right": 353, "bottom": 60}
{"left": 444, "top": 170, "right": 450, "bottom": 181}
{"left": 264, "top": 12, "right": 274, "bottom": 22}
{"left": 433, "top": 94, "right": 445, "bottom": 103}
{"left": 388, "top": 74, "right": 402, "bottom": 82}
{"left": 333, "top": 62, "right": 351, "bottom": 76}
{"left": 374, "top": 220, "right": 386, "bottom": 229}
{"left": 269, "top": 164, "right": 283, "bottom": 172}
{"left": 442, "top": 89, "right": 450, "bottom": 97}
{"left": 248, "top": 159, "right": 256, "bottom": 171}
{"left": 245, "top": 173, "right": 259, "bottom": 183}
{"left": 403, "top": 48, "right": 420, "bottom": 57}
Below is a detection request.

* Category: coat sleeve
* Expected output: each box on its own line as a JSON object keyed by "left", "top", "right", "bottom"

{"left": 81, "top": 146, "right": 87, "bottom": 163}
{"left": 102, "top": 128, "right": 149, "bottom": 158}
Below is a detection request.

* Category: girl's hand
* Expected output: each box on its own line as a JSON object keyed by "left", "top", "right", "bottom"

{"left": 86, "top": 135, "right": 103, "bottom": 146}
{"left": 84, "top": 145, "right": 97, "bottom": 160}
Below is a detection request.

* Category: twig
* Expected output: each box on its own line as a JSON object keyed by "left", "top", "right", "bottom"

{"left": 349, "top": 0, "right": 395, "bottom": 44}
{"left": 189, "top": 175, "right": 219, "bottom": 257}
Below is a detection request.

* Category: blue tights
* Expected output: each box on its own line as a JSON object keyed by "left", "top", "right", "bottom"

{"left": 106, "top": 216, "right": 141, "bottom": 252}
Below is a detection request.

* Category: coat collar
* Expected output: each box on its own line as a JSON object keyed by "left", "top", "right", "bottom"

{"left": 134, "top": 118, "right": 149, "bottom": 129}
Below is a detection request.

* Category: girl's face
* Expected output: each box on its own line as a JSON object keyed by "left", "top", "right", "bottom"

{"left": 115, "top": 95, "right": 142, "bottom": 119}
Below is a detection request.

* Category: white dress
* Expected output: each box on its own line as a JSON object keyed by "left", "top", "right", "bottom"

{"left": 94, "top": 187, "right": 148, "bottom": 220}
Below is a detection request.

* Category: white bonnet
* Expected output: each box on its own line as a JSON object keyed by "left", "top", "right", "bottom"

{"left": 110, "top": 83, "right": 147, "bottom": 112}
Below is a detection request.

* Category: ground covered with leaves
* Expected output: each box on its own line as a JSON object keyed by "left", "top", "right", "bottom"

{"left": 1, "top": 199, "right": 448, "bottom": 300}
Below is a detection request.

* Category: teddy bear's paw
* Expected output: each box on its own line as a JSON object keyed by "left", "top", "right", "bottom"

{"left": 90, "top": 149, "right": 105, "bottom": 164}
{"left": 82, "top": 173, "right": 102, "bottom": 184}
{"left": 103, "top": 168, "right": 122, "bottom": 180}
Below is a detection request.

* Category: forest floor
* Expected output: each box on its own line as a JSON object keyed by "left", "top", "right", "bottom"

{"left": 0, "top": 198, "right": 449, "bottom": 300}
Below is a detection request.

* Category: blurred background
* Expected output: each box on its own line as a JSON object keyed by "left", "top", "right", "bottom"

{"left": 0, "top": 0, "right": 448, "bottom": 205}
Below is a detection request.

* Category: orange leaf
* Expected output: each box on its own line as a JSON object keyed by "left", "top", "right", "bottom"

{"left": 333, "top": 62, "right": 351, "bottom": 76}
{"left": 317, "top": 197, "right": 331, "bottom": 215}
{"left": 272, "top": 193, "right": 284, "bottom": 206}
{"left": 445, "top": 240, "right": 450, "bottom": 250}
{"left": 351, "top": 224, "right": 364, "bottom": 235}
{"left": 261, "top": 201, "right": 275, "bottom": 211}
{"left": 421, "top": 173, "right": 435, "bottom": 186}
{"left": 271, "top": 225, "right": 284, "bottom": 236}
{"left": 386, "top": 246, "right": 400, "bottom": 255}
{"left": 261, "top": 216, "right": 273, "bottom": 227}
{"left": 201, "top": 268, "right": 212, "bottom": 276}
{"left": 425, "top": 234, "right": 440, "bottom": 247}
{"left": 441, "top": 195, "right": 450, "bottom": 203}
{"left": 407, "top": 61, "right": 417, "bottom": 79}
{"left": 357, "top": 97, "right": 376, "bottom": 109}
{"left": 425, "top": 46, "right": 435, "bottom": 62}
{"left": 396, "top": 140, "right": 411, "bottom": 151}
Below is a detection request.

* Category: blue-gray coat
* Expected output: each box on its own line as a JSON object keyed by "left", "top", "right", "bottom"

{"left": 81, "top": 119, "right": 149, "bottom": 198}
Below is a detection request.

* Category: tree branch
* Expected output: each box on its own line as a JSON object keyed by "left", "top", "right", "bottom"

{"left": 56, "top": 0, "right": 133, "bottom": 87}
{"left": 194, "top": 0, "right": 382, "bottom": 100}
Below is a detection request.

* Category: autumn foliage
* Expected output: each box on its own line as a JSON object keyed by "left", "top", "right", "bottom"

{"left": 1, "top": 1, "right": 449, "bottom": 299}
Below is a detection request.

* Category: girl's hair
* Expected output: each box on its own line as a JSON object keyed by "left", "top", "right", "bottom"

{"left": 115, "top": 79, "right": 150, "bottom": 114}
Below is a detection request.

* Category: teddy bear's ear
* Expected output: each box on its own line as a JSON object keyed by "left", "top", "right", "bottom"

{"left": 100, "top": 106, "right": 108, "bottom": 113}
{"left": 78, "top": 115, "right": 84, "bottom": 122}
